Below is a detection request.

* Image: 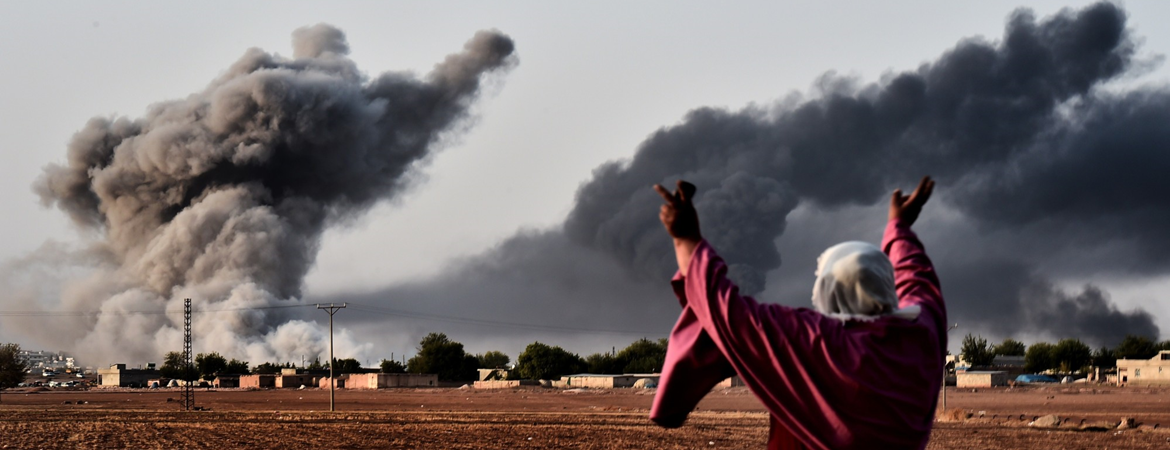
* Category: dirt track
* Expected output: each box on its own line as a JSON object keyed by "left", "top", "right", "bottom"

{"left": 1, "top": 385, "right": 1169, "bottom": 449}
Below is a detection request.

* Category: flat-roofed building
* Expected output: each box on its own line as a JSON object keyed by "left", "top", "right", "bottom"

{"left": 239, "top": 374, "right": 276, "bottom": 389}
{"left": 957, "top": 371, "right": 1008, "bottom": 388}
{"left": 97, "top": 364, "right": 159, "bottom": 388}
{"left": 344, "top": 373, "right": 438, "bottom": 389}
{"left": 1117, "top": 351, "right": 1170, "bottom": 385}
{"left": 560, "top": 373, "right": 661, "bottom": 388}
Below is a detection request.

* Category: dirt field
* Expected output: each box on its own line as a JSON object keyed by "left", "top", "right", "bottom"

{"left": 2, "top": 385, "right": 1169, "bottom": 449}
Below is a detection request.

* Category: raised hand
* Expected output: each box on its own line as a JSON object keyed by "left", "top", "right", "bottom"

{"left": 889, "top": 176, "right": 935, "bottom": 226}
{"left": 653, "top": 180, "right": 701, "bottom": 242}
{"left": 654, "top": 180, "right": 702, "bottom": 275}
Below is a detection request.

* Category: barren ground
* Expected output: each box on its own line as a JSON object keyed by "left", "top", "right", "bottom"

{"left": 1, "top": 384, "right": 1169, "bottom": 449}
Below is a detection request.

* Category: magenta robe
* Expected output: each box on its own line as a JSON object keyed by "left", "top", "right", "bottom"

{"left": 650, "top": 219, "right": 946, "bottom": 449}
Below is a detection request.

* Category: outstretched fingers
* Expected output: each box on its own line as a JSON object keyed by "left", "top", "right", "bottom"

{"left": 653, "top": 184, "right": 675, "bottom": 204}
{"left": 908, "top": 176, "right": 934, "bottom": 207}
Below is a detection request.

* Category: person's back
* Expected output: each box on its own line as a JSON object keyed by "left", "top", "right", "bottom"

{"left": 649, "top": 177, "right": 945, "bottom": 449}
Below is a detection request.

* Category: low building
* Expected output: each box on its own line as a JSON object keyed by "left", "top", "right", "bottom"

{"left": 97, "top": 364, "right": 160, "bottom": 388}
{"left": 559, "top": 373, "right": 660, "bottom": 388}
{"left": 213, "top": 376, "right": 240, "bottom": 388}
{"left": 957, "top": 371, "right": 1008, "bottom": 388}
{"left": 717, "top": 376, "right": 745, "bottom": 388}
{"left": 239, "top": 374, "right": 276, "bottom": 389}
{"left": 275, "top": 368, "right": 316, "bottom": 389}
{"left": 1117, "top": 351, "right": 1170, "bottom": 385}
{"left": 344, "top": 373, "right": 438, "bottom": 389}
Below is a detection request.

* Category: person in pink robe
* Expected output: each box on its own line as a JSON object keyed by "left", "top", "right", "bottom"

{"left": 649, "top": 177, "right": 945, "bottom": 450}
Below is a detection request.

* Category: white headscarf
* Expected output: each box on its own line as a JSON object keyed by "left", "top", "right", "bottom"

{"left": 812, "top": 241, "right": 920, "bottom": 322}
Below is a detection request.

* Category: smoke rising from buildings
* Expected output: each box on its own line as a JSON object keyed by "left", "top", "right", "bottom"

{"left": 13, "top": 24, "right": 516, "bottom": 364}
{"left": 338, "top": 2, "right": 1164, "bottom": 350}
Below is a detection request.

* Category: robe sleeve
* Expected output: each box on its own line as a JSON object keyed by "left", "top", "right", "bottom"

{"left": 882, "top": 219, "right": 947, "bottom": 341}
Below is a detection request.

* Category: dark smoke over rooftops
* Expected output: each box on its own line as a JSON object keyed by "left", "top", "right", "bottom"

{"left": 336, "top": 2, "right": 1163, "bottom": 350}
{"left": 20, "top": 24, "right": 516, "bottom": 363}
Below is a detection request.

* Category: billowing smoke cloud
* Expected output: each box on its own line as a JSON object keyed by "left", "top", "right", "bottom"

{"left": 338, "top": 2, "right": 1164, "bottom": 351}
{"left": 555, "top": 2, "right": 1164, "bottom": 347}
{"left": 13, "top": 24, "right": 516, "bottom": 364}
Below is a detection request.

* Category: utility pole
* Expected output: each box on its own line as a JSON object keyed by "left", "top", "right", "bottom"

{"left": 943, "top": 323, "right": 959, "bottom": 410}
{"left": 180, "top": 298, "right": 194, "bottom": 411}
{"left": 316, "top": 303, "right": 346, "bottom": 412}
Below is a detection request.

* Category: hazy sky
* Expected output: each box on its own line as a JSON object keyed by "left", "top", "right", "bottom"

{"left": 3, "top": 1, "right": 1169, "bottom": 363}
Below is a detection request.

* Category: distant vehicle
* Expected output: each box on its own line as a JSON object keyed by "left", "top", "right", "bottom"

{"left": 76, "top": 373, "right": 85, "bottom": 378}
{"left": 42, "top": 370, "right": 55, "bottom": 377}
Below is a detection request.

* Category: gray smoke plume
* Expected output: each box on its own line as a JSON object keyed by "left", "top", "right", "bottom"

{"left": 18, "top": 24, "right": 516, "bottom": 364}
{"left": 334, "top": 2, "right": 1163, "bottom": 351}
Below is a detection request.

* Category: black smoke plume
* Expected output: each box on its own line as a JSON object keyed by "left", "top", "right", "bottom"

{"left": 341, "top": 2, "right": 1163, "bottom": 349}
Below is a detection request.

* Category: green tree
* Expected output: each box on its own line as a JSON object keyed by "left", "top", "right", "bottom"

{"left": 380, "top": 359, "right": 406, "bottom": 374}
{"left": 1051, "top": 338, "right": 1092, "bottom": 373}
{"left": 615, "top": 338, "right": 668, "bottom": 373}
{"left": 332, "top": 358, "right": 362, "bottom": 374}
{"left": 1114, "top": 335, "right": 1158, "bottom": 360}
{"left": 1091, "top": 347, "right": 1116, "bottom": 369}
{"left": 585, "top": 353, "right": 621, "bottom": 374}
{"left": 514, "top": 342, "right": 585, "bottom": 380}
{"left": 195, "top": 352, "right": 228, "bottom": 380}
{"left": 960, "top": 334, "right": 995, "bottom": 367}
{"left": 224, "top": 359, "right": 249, "bottom": 374}
{"left": 407, "top": 332, "right": 478, "bottom": 381}
{"left": 160, "top": 351, "right": 198, "bottom": 381}
{"left": 992, "top": 338, "right": 1026, "bottom": 356}
{"left": 0, "top": 343, "right": 30, "bottom": 404}
{"left": 476, "top": 351, "right": 510, "bottom": 369}
{"left": 252, "top": 362, "right": 282, "bottom": 374}
{"left": 307, "top": 357, "right": 326, "bottom": 371}
{"left": 1025, "top": 342, "right": 1055, "bottom": 373}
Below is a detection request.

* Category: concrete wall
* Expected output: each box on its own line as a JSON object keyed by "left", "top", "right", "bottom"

{"left": 562, "top": 375, "right": 636, "bottom": 388}
{"left": 957, "top": 371, "right": 1008, "bottom": 388}
{"left": 474, "top": 380, "right": 539, "bottom": 389}
{"left": 345, "top": 373, "right": 438, "bottom": 389}
{"left": 1118, "top": 351, "right": 1170, "bottom": 385}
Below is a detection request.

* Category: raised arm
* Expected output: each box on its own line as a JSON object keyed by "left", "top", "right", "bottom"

{"left": 883, "top": 177, "right": 946, "bottom": 333}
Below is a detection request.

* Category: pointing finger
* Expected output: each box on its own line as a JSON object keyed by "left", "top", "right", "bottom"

{"left": 653, "top": 184, "right": 675, "bottom": 203}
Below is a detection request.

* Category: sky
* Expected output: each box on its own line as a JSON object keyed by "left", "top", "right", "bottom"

{"left": 2, "top": 1, "right": 1169, "bottom": 367}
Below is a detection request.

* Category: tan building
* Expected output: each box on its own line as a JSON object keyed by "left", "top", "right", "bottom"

{"left": 97, "top": 364, "right": 159, "bottom": 388}
{"left": 239, "top": 374, "right": 276, "bottom": 389}
{"left": 1117, "top": 351, "right": 1170, "bottom": 385}
{"left": 275, "top": 368, "right": 316, "bottom": 389}
{"left": 956, "top": 371, "right": 1008, "bottom": 388}
{"left": 717, "top": 376, "right": 745, "bottom": 388}
{"left": 344, "top": 373, "right": 438, "bottom": 389}
{"left": 559, "top": 374, "right": 660, "bottom": 388}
